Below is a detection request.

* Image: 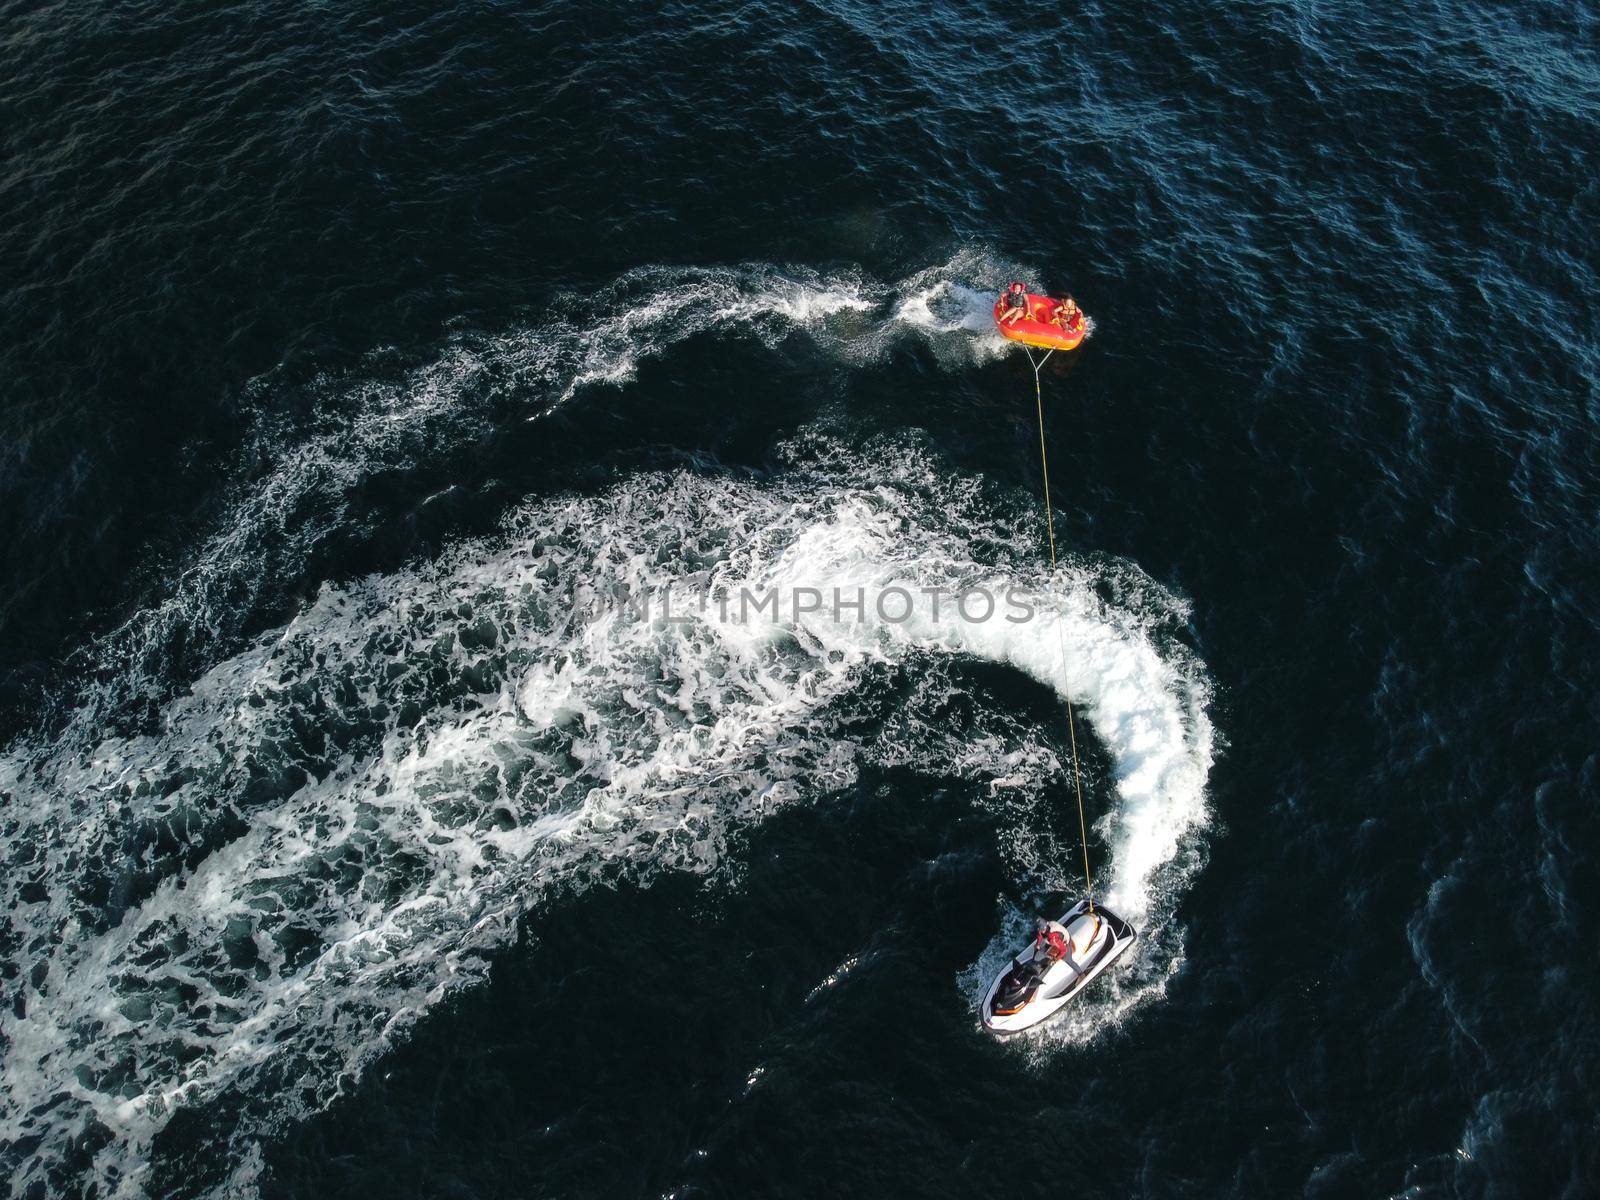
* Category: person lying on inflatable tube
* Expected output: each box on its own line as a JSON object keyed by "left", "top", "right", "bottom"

{"left": 1050, "top": 295, "right": 1082, "bottom": 328}
{"left": 999, "top": 281, "right": 1030, "bottom": 325}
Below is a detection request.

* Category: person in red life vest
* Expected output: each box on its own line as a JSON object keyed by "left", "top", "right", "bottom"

{"left": 1050, "top": 295, "right": 1081, "bottom": 330}
{"left": 1034, "top": 918, "right": 1072, "bottom": 963}
{"left": 999, "top": 281, "right": 1030, "bottom": 325}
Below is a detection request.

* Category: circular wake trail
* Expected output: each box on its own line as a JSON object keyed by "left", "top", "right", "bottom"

{"left": 0, "top": 254, "right": 1209, "bottom": 1197}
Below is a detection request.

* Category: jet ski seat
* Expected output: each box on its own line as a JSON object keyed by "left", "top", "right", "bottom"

{"left": 1066, "top": 913, "right": 1102, "bottom": 958}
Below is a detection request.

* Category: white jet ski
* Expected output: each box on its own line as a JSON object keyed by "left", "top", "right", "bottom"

{"left": 981, "top": 899, "right": 1137, "bottom": 1034}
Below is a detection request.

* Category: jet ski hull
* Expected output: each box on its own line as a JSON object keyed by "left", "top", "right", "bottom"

{"left": 981, "top": 900, "right": 1137, "bottom": 1034}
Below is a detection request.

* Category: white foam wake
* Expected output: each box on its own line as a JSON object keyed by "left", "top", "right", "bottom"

{"left": 47, "top": 251, "right": 1033, "bottom": 749}
{"left": 0, "top": 434, "right": 1210, "bottom": 1196}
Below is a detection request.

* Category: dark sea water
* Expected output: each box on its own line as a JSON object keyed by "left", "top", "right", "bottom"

{"left": 3, "top": 1, "right": 1598, "bottom": 1197}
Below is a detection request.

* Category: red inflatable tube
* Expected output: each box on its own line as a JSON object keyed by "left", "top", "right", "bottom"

{"left": 993, "top": 290, "right": 1086, "bottom": 351}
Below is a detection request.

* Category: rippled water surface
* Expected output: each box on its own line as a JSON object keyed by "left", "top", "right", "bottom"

{"left": 2, "top": 1, "right": 1597, "bottom": 1197}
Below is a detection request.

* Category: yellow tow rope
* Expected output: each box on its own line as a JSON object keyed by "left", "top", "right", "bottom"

{"left": 1025, "top": 345, "right": 1095, "bottom": 915}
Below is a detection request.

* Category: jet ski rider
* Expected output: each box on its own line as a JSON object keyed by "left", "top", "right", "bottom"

{"left": 999, "top": 281, "right": 1029, "bottom": 326}
{"left": 1035, "top": 918, "right": 1072, "bottom": 964}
